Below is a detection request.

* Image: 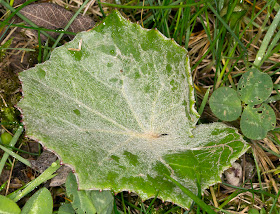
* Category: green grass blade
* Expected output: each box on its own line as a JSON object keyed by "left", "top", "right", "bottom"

{"left": 0, "top": 0, "right": 37, "bottom": 25}
{"left": 0, "top": 20, "right": 13, "bottom": 41}
{"left": 156, "top": 0, "right": 171, "bottom": 37}
{"left": 46, "top": 0, "right": 91, "bottom": 59}
{"left": 113, "top": 199, "right": 120, "bottom": 214}
{"left": 184, "top": 6, "right": 204, "bottom": 47}
{"left": 198, "top": 12, "right": 211, "bottom": 41}
{"left": 115, "top": 195, "right": 141, "bottom": 211}
{"left": 0, "top": 47, "right": 35, "bottom": 51}
{"left": 182, "top": 5, "right": 192, "bottom": 47}
{"left": 257, "top": 143, "right": 280, "bottom": 159}
{"left": 215, "top": 43, "right": 237, "bottom": 88}
{"left": 37, "top": 30, "right": 42, "bottom": 63}
{"left": 261, "top": 30, "right": 280, "bottom": 64}
{"left": 2, "top": 23, "right": 76, "bottom": 35}
{"left": 254, "top": 8, "right": 280, "bottom": 67}
{"left": 213, "top": 0, "right": 240, "bottom": 82}
{"left": 269, "top": 189, "right": 280, "bottom": 214}
{"left": 146, "top": 190, "right": 159, "bottom": 213}
{"left": 164, "top": 206, "right": 180, "bottom": 214}
{"left": 192, "top": 29, "right": 223, "bottom": 71}
{"left": 196, "top": 173, "right": 202, "bottom": 213}
{"left": 207, "top": 3, "right": 247, "bottom": 55}
{"left": 101, "top": 1, "right": 207, "bottom": 9}
{"left": 266, "top": 94, "right": 280, "bottom": 103}
{"left": 252, "top": 147, "right": 264, "bottom": 201}
{"left": 269, "top": 134, "right": 280, "bottom": 147}
{"left": 0, "top": 144, "right": 39, "bottom": 156}
{"left": 218, "top": 190, "right": 245, "bottom": 209}
{"left": 0, "top": 144, "right": 31, "bottom": 167}
{"left": 10, "top": 160, "right": 60, "bottom": 202}
{"left": 198, "top": 87, "right": 211, "bottom": 115}
{"left": 121, "top": 192, "right": 127, "bottom": 214}
{"left": 0, "top": 126, "right": 23, "bottom": 176}
{"left": 0, "top": 181, "right": 7, "bottom": 192}
{"left": 97, "top": 0, "right": 106, "bottom": 17}
{"left": 221, "top": 182, "right": 275, "bottom": 198}
{"left": 165, "top": 174, "right": 216, "bottom": 214}
{"left": 172, "top": 2, "right": 183, "bottom": 38}
{"left": 0, "top": 0, "right": 55, "bottom": 41}
{"left": 43, "top": 38, "right": 49, "bottom": 62}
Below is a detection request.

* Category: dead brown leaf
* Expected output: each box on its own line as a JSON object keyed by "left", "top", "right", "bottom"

{"left": 18, "top": 3, "right": 95, "bottom": 40}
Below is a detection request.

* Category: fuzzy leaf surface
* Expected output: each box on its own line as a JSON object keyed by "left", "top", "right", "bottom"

{"left": 18, "top": 11, "right": 249, "bottom": 208}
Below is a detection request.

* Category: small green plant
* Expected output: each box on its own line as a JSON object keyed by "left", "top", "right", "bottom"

{"left": 248, "top": 208, "right": 266, "bottom": 214}
{"left": 210, "top": 2, "right": 280, "bottom": 140}
{"left": 0, "top": 131, "right": 13, "bottom": 145}
{"left": 248, "top": 206, "right": 280, "bottom": 214}
{"left": 0, "top": 126, "right": 115, "bottom": 213}
{"left": 0, "top": 160, "right": 59, "bottom": 214}
{"left": 210, "top": 68, "right": 277, "bottom": 140}
{"left": 0, "top": 126, "right": 56, "bottom": 213}
{"left": 0, "top": 162, "right": 114, "bottom": 214}
{"left": 58, "top": 172, "right": 114, "bottom": 214}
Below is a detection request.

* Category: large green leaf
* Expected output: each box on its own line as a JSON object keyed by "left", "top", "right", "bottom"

{"left": 18, "top": 10, "right": 249, "bottom": 208}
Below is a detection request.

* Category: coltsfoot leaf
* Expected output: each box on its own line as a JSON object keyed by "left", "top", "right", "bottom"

{"left": 18, "top": 10, "right": 249, "bottom": 208}
{"left": 209, "top": 87, "right": 242, "bottom": 121}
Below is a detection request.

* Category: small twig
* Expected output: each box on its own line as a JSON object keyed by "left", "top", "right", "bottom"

{"left": 5, "top": 155, "right": 16, "bottom": 196}
{"left": 68, "top": 39, "right": 82, "bottom": 51}
{"left": 210, "top": 186, "right": 218, "bottom": 208}
{"left": 0, "top": 93, "right": 8, "bottom": 107}
{"left": 140, "top": 0, "right": 145, "bottom": 28}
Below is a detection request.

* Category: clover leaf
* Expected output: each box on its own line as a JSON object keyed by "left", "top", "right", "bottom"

{"left": 210, "top": 68, "right": 276, "bottom": 140}
{"left": 241, "top": 103, "right": 276, "bottom": 140}
{"left": 237, "top": 68, "right": 273, "bottom": 105}
{"left": 209, "top": 87, "right": 242, "bottom": 121}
